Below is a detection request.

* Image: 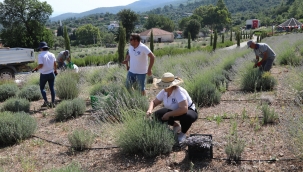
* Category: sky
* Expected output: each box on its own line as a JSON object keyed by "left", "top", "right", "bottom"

{"left": 0, "top": 0, "right": 138, "bottom": 17}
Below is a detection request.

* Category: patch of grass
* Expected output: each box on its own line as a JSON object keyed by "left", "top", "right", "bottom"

{"left": 46, "top": 162, "right": 83, "bottom": 172}
{"left": 261, "top": 104, "right": 279, "bottom": 124}
{"left": 0, "top": 111, "right": 37, "bottom": 145}
{"left": 68, "top": 129, "right": 95, "bottom": 151}
{"left": 1, "top": 97, "right": 30, "bottom": 112}
{"left": 55, "top": 71, "right": 80, "bottom": 100}
{"left": 0, "top": 83, "right": 19, "bottom": 102}
{"left": 18, "top": 85, "right": 42, "bottom": 101}
{"left": 115, "top": 109, "right": 175, "bottom": 157}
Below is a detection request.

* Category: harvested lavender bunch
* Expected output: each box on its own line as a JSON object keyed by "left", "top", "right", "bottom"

{"left": 183, "top": 135, "right": 212, "bottom": 148}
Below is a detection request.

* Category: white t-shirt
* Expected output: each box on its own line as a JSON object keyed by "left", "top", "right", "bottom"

{"left": 38, "top": 51, "right": 56, "bottom": 74}
{"left": 128, "top": 42, "right": 152, "bottom": 74}
{"left": 156, "top": 86, "right": 196, "bottom": 111}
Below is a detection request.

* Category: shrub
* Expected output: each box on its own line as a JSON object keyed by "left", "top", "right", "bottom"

{"left": 55, "top": 71, "right": 80, "bottom": 100}
{"left": 47, "top": 162, "right": 83, "bottom": 172}
{"left": 18, "top": 85, "right": 42, "bottom": 101}
{"left": 55, "top": 98, "right": 86, "bottom": 121}
{"left": 94, "top": 82, "right": 148, "bottom": 123}
{"left": 190, "top": 81, "right": 221, "bottom": 107}
{"left": 240, "top": 69, "right": 277, "bottom": 91}
{"left": 0, "top": 83, "right": 19, "bottom": 102}
{"left": 68, "top": 129, "right": 95, "bottom": 151}
{"left": 225, "top": 132, "right": 245, "bottom": 161}
{"left": 1, "top": 97, "right": 30, "bottom": 112}
{"left": 115, "top": 110, "right": 175, "bottom": 157}
{"left": 261, "top": 104, "right": 279, "bottom": 124}
{"left": 0, "top": 111, "right": 37, "bottom": 145}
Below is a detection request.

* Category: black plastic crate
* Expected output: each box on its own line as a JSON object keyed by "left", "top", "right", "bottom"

{"left": 187, "top": 134, "right": 213, "bottom": 160}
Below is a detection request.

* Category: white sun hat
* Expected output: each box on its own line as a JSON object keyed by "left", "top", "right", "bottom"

{"left": 156, "top": 72, "right": 183, "bottom": 89}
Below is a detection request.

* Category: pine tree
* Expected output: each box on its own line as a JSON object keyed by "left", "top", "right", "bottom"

{"left": 118, "top": 23, "right": 126, "bottom": 63}
{"left": 57, "top": 26, "right": 63, "bottom": 37}
{"left": 150, "top": 29, "right": 154, "bottom": 52}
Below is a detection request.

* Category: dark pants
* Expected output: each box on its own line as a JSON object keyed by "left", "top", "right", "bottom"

{"left": 154, "top": 108, "right": 198, "bottom": 133}
{"left": 259, "top": 57, "right": 275, "bottom": 72}
{"left": 57, "top": 62, "right": 66, "bottom": 70}
{"left": 40, "top": 72, "right": 55, "bottom": 103}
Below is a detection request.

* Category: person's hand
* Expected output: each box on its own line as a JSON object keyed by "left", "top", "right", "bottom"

{"left": 127, "top": 66, "right": 130, "bottom": 71}
{"left": 122, "top": 60, "right": 128, "bottom": 64}
{"left": 32, "top": 68, "right": 38, "bottom": 73}
{"left": 253, "top": 63, "right": 257, "bottom": 68}
{"left": 162, "top": 113, "right": 171, "bottom": 121}
{"left": 257, "top": 61, "right": 262, "bottom": 67}
{"left": 146, "top": 110, "right": 152, "bottom": 118}
{"left": 147, "top": 69, "right": 152, "bottom": 76}
{"left": 54, "top": 70, "right": 58, "bottom": 76}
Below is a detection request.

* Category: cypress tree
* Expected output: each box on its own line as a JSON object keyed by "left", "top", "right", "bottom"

{"left": 188, "top": 32, "right": 191, "bottom": 49}
{"left": 230, "top": 29, "right": 232, "bottom": 41}
{"left": 213, "top": 31, "right": 217, "bottom": 51}
{"left": 210, "top": 34, "right": 213, "bottom": 46}
{"left": 63, "top": 26, "right": 71, "bottom": 58}
{"left": 150, "top": 29, "right": 154, "bottom": 52}
{"left": 237, "top": 31, "right": 240, "bottom": 47}
{"left": 118, "top": 23, "right": 126, "bottom": 63}
{"left": 222, "top": 33, "right": 224, "bottom": 43}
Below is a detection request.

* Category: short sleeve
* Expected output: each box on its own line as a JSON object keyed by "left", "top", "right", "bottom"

{"left": 175, "top": 89, "right": 187, "bottom": 103}
{"left": 156, "top": 89, "right": 165, "bottom": 102}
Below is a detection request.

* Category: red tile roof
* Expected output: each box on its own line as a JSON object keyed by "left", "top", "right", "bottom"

{"left": 139, "top": 28, "right": 173, "bottom": 36}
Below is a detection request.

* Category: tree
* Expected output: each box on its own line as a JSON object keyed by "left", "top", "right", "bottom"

{"left": 144, "top": 14, "right": 175, "bottom": 32}
{"left": 76, "top": 24, "right": 101, "bottom": 45}
{"left": 54, "top": 36, "right": 65, "bottom": 50}
{"left": 117, "top": 9, "right": 138, "bottom": 40}
{"left": 63, "top": 26, "right": 71, "bottom": 53}
{"left": 188, "top": 32, "right": 191, "bottom": 49}
{"left": 210, "top": 34, "right": 213, "bottom": 46}
{"left": 0, "top": 0, "right": 53, "bottom": 48}
{"left": 213, "top": 31, "right": 217, "bottom": 51}
{"left": 230, "top": 29, "right": 233, "bottom": 41}
{"left": 222, "top": 33, "right": 225, "bottom": 43}
{"left": 57, "top": 26, "right": 63, "bottom": 37}
{"left": 150, "top": 30, "right": 154, "bottom": 52}
{"left": 178, "top": 17, "right": 190, "bottom": 30}
{"left": 184, "top": 19, "right": 201, "bottom": 40}
{"left": 118, "top": 23, "right": 126, "bottom": 63}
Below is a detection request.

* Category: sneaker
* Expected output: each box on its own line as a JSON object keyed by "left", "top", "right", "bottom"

{"left": 178, "top": 133, "right": 187, "bottom": 143}
{"left": 41, "top": 101, "right": 49, "bottom": 108}
{"left": 173, "top": 125, "right": 181, "bottom": 134}
{"left": 50, "top": 103, "right": 56, "bottom": 108}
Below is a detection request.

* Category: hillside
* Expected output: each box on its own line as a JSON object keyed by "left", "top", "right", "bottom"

{"left": 50, "top": 0, "right": 184, "bottom": 21}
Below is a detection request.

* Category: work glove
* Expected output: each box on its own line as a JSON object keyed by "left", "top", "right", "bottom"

{"left": 257, "top": 62, "right": 262, "bottom": 67}
{"left": 32, "top": 68, "right": 38, "bottom": 73}
{"left": 54, "top": 70, "right": 58, "bottom": 76}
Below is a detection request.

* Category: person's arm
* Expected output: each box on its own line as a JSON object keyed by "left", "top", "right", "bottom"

{"left": 123, "top": 54, "right": 130, "bottom": 70}
{"left": 146, "top": 98, "right": 162, "bottom": 115}
{"left": 147, "top": 52, "right": 155, "bottom": 76}
{"left": 162, "top": 100, "right": 188, "bottom": 120}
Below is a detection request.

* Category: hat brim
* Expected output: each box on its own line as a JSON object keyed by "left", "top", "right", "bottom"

{"left": 38, "top": 45, "right": 49, "bottom": 49}
{"left": 156, "top": 78, "right": 183, "bottom": 89}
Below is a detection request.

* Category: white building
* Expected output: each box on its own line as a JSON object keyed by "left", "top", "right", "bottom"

{"left": 139, "top": 28, "right": 174, "bottom": 43}
{"left": 108, "top": 21, "right": 119, "bottom": 30}
{"left": 246, "top": 19, "right": 261, "bottom": 29}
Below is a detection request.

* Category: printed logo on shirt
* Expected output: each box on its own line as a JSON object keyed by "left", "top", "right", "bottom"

{"left": 136, "top": 51, "right": 141, "bottom": 56}
{"left": 172, "top": 98, "right": 177, "bottom": 104}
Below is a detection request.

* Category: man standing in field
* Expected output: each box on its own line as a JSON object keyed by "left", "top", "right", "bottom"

{"left": 56, "top": 50, "right": 70, "bottom": 69}
{"left": 247, "top": 40, "right": 276, "bottom": 71}
{"left": 32, "top": 42, "right": 57, "bottom": 108}
{"left": 126, "top": 33, "right": 155, "bottom": 95}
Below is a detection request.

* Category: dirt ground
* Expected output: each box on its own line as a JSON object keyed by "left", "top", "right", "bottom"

{"left": 0, "top": 66, "right": 303, "bottom": 172}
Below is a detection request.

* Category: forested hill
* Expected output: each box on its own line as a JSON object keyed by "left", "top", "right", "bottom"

{"left": 145, "top": 0, "right": 283, "bottom": 26}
